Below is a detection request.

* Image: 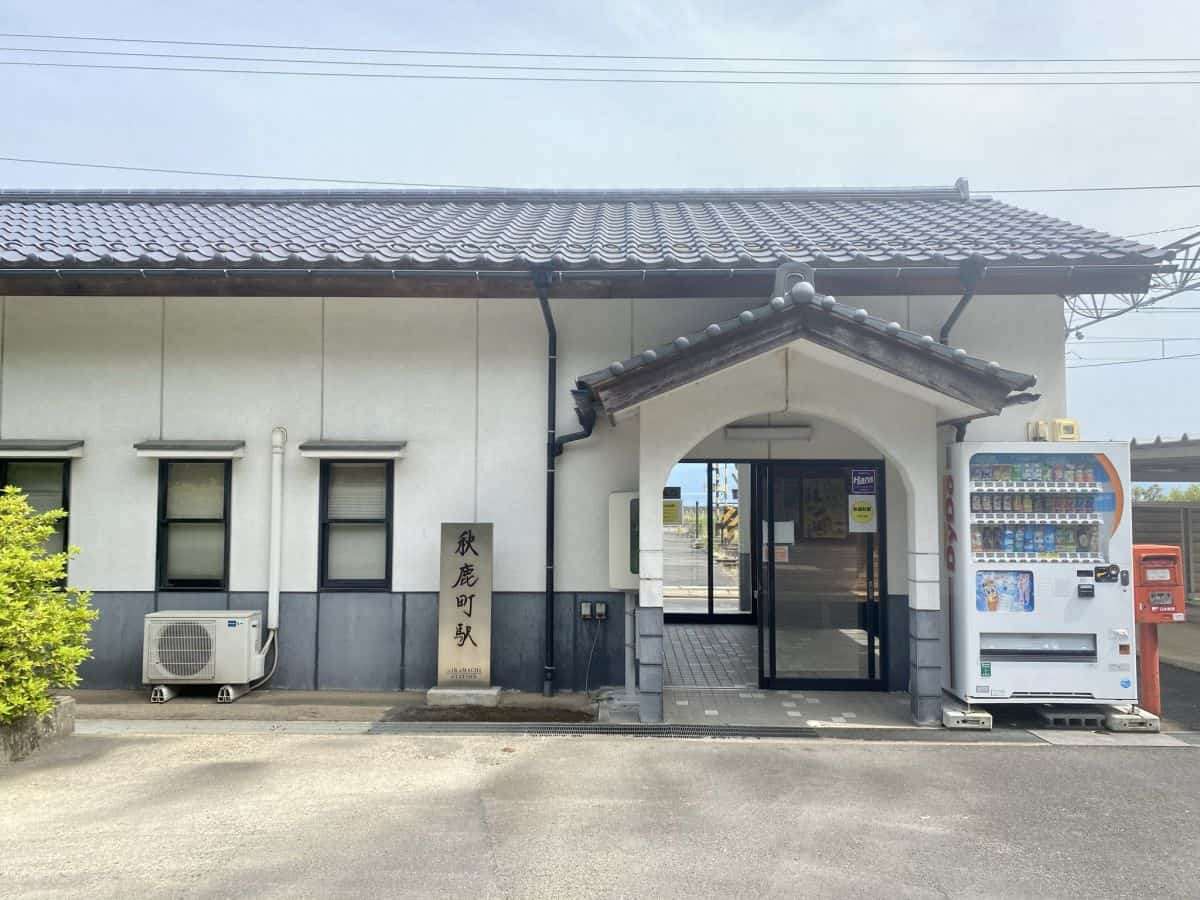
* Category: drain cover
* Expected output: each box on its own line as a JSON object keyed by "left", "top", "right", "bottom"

{"left": 367, "top": 722, "right": 819, "bottom": 739}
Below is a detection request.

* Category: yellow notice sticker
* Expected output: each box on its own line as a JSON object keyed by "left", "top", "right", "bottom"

{"left": 848, "top": 495, "right": 877, "bottom": 533}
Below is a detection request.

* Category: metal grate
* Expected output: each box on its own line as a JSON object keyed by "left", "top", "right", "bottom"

{"left": 153, "top": 620, "right": 215, "bottom": 679}
{"left": 366, "top": 722, "right": 819, "bottom": 739}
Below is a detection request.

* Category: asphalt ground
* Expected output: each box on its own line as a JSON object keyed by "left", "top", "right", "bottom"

{"left": 3, "top": 731, "right": 1198, "bottom": 899}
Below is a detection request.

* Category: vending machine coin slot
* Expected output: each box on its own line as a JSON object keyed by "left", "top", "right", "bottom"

{"left": 1077, "top": 583, "right": 1095, "bottom": 598}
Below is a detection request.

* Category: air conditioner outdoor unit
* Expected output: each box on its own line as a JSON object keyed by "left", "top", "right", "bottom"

{"left": 143, "top": 610, "right": 266, "bottom": 703}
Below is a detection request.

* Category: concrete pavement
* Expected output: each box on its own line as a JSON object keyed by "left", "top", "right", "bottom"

{"left": 1158, "top": 617, "right": 1200, "bottom": 673}
{"left": 3, "top": 731, "right": 1199, "bottom": 898}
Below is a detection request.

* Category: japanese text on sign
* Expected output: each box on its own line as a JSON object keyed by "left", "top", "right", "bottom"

{"left": 438, "top": 523, "right": 493, "bottom": 687}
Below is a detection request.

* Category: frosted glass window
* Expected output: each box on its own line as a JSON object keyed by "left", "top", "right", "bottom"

{"left": 2, "top": 460, "right": 69, "bottom": 558}
{"left": 165, "top": 523, "right": 225, "bottom": 581}
{"left": 165, "top": 462, "right": 225, "bottom": 519}
{"left": 327, "top": 463, "right": 387, "bottom": 519}
{"left": 159, "top": 460, "right": 229, "bottom": 589}
{"left": 327, "top": 524, "right": 388, "bottom": 581}
{"left": 6, "top": 461, "right": 65, "bottom": 513}
{"left": 321, "top": 461, "right": 392, "bottom": 588}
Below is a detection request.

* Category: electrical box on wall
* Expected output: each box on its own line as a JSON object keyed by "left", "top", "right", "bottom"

{"left": 608, "top": 491, "right": 639, "bottom": 591}
{"left": 1051, "top": 419, "right": 1080, "bottom": 442}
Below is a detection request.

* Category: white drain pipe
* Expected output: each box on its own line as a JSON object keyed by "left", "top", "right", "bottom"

{"left": 248, "top": 426, "right": 286, "bottom": 693}
{"left": 267, "top": 426, "right": 287, "bottom": 632}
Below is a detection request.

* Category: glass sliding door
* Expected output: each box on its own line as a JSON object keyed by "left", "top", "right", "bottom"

{"left": 756, "top": 460, "right": 886, "bottom": 689}
{"left": 663, "top": 461, "right": 756, "bottom": 622}
{"left": 662, "top": 462, "right": 710, "bottom": 616}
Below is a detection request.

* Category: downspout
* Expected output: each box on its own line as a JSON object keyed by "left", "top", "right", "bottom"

{"left": 939, "top": 256, "right": 988, "bottom": 346}
{"left": 535, "top": 271, "right": 559, "bottom": 697}
{"left": 249, "top": 425, "right": 286, "bottom": 692}
{"left": 534, "top": 271, "right": 598, "bottom": 697}
{"left": 267, "top": 425, "right": 286, "bottom": 633}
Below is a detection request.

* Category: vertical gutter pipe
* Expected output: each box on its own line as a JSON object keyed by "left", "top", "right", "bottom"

{"left": 267, "top": 426, "right": 287, "bottom": 631}
{"left": 535, "top": 273, "right": 558, "bottom": 697}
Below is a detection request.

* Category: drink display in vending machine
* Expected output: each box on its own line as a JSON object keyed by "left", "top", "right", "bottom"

{"left": 944, "top": 442, "right": 1136, "bottom": 705}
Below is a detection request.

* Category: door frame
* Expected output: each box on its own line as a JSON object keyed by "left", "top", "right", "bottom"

{"left": 754, "top": 458, "right": 889, "bottom": 692}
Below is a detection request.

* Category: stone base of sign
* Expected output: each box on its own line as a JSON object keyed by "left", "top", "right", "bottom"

{"left": 426, "top": 686, "right": 502, "bottom": 708}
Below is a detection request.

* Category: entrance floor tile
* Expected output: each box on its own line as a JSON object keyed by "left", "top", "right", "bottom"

{"left": 664, "top": 687, "right": 915, "bottom": 728}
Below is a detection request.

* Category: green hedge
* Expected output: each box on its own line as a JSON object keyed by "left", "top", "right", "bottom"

{"left": 0, "top": 486, "right": 96, "bottom": 725}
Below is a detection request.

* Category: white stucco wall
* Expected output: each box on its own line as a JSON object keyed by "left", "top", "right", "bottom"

{"left": 0, "top": 292, "right": 1063, "bottom": 593}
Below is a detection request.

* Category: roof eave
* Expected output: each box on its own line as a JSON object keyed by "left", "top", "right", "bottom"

{"left": 0, "top": 259, "right": 1166, "bottom": 298}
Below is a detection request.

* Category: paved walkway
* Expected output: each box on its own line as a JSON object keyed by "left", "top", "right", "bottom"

{"left": 664, "top": 623, "right": 757, "bottom": 688}
{"left": 665, "top": 687, "right": 915, "bottom": 728}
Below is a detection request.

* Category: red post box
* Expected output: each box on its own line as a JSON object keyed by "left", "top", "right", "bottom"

{"left": 1132, "top": 544, "right": 1187, "bottom": 716}
{"left": 1133, "top": 545, "right": 1187, "bottom": 624}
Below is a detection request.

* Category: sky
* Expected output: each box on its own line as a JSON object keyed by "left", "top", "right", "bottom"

{"left": 0, "top": 0, "right": 1197, "bottom": 441}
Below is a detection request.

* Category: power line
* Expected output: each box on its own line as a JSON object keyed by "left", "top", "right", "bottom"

{"left": 4, "top": 154, "right": 1200, "bottom": 199}
{"left": 4, "top": 44, "right": 1200, "bottom": 77}
{"left": 1076, "top": 336, "right": 1200, "bottom": 342}
{"left": 3, "top": 59, "right": 1200, "bottom": 87}
{"left": 987, "top": 183, "right": 1200, "bottom": 193}
{"left": 3, "top": 32, "right": 1199, "bottom": 64}
{"left": 0, "top": 155, "right": 503, "bottom": 190}
{"left": 1067, "top": 352, "right": 1200, "bottom": 369}
{"left": 1127, "top": 223, "right": 1200, "bottom": 237}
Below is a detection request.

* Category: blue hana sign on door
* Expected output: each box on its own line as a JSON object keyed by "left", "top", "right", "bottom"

{"left": 851, "top": 469, "right": 876, "bottom": 495}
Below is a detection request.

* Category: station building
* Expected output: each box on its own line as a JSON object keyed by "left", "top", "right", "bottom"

{"left": 0, "top": 181, "right": 1167, "bottom": 721}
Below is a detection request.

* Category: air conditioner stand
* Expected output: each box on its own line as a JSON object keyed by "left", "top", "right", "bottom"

{"left": 217, "top": 683, "right": 251, "bottom": 704}
{"left": 149, "top": 684, "right": 177, "bottom": 704}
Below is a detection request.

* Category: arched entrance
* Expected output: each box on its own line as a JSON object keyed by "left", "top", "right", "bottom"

{"left": 659, "top": 411, "right": 904, "bottom": 694}
{"left": 631, "top": 344, "right": 946, "bottom": 723}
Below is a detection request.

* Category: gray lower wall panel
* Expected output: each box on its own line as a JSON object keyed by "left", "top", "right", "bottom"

{"left": 79, "top": 593, "right": 156, "bottom": 689}
{"left": 78, "top": 587, "right": 627, "bottom": 694}
{"left": 156, "top": 591, "right": 228, "bottom": 612}
{"left": 316, "top": 593, "right": 404, "bottom": 691}
{"left": 228, "top": 592, "right": 318, "bottom": 691}
{"left": 403, "top": 593, "right": 438, "bottom": 691}
{"left": 492, "top": 593, "right": 545, "bottom": 693}
{"left": 572, "top": 593, "right": 625, "bottom": 691}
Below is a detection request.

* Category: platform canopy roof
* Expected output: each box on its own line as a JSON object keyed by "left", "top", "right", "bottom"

{"left": 1131, "top": 435, "right": 1200, "bottom": 482}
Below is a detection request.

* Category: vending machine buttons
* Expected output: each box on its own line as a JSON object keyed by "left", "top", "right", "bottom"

{"left": 1077, "top": 583, "right": 1095, "bottom": 598}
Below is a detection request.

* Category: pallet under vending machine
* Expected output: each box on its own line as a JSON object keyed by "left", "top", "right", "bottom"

{"left": 945, "top": 441, "right": 1136, "bottom": 706}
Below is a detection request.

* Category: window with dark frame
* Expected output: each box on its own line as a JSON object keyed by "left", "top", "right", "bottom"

{"left": 0, "top": 459, "right": 70, "bottom": 555}
{"left": 319, "top": 460, "right": 393, "bottom": 591}
{"left": 156, "top": 460, "right": 231, "bottom": 591}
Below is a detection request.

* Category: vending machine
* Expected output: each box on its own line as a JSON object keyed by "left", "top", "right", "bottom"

{"left": 945, "top": 441, "right": 1136, "bottom": 705}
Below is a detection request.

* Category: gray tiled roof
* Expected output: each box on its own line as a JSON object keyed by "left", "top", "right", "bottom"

{"left": 0, "top": 184, "right": 1165, "bottom": 271}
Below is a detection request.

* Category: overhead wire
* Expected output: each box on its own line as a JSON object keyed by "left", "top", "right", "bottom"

{"left": 3, "top": 154, "right": 1200, "bottom": 198}
{"left": 0, "top": 155, "right": 503, "bottom": 189}
{"left": 1067, "top": 352, "right": 1200, "bottom": 369}
{"left": 2, "top": 59, "right": 1200, "bottom": 87}
{"left": 2, "top": 45, "right": 1200, "bottom": 77}
{"left": 2, "top": 32, "right": 1199, "bottom": 64}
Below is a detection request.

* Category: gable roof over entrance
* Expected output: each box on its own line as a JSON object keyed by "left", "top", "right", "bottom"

{"left": 0, "top": 182, "right": 1169, "bottom": 297}
{"left": 577, "top": 284, "right": 1038, "bottom": 417}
